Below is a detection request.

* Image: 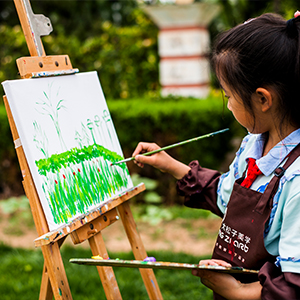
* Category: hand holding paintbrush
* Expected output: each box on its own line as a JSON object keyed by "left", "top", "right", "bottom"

{"left": 128, "top": 129, "right": 229, "bottom": 179}
{"left": 132, "top": 141, "right": 191, "bottom": 179}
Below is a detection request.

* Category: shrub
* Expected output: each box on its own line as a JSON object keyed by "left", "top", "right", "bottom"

{"left": 0, "top": 95, "right": 246, "bottom": 201}
{"left": 0, "top": 103, "right": 22, "bottom": 198}
{"left": 0, "top": 8, "right": 246, "bottom": 201}
{"left": 0, "top": 8, "right": 159, "bottom": 101}
{"left": 107, "top": 95, "right": 245, "bottom": 205}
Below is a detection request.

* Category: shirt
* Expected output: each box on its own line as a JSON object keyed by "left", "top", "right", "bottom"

{"left": 217, "top": 129, "right": 300, "bottom": 273}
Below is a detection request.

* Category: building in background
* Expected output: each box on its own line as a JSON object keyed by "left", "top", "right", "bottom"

{"left": 143, "top": 0, "right": 220, "bottom": 98}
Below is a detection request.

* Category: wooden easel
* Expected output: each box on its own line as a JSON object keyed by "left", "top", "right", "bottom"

{"left": 2, "top": 1, "right": 163, "bottom": 299}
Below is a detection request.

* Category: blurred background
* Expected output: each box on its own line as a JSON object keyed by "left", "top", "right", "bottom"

{"left": 0, "top": 1, "right": 298, "bottom": 299}
{"left": 0, "top": 0, "right": 298, "bottom": 203}
{"left": 0, "top": 0, "right": 298, "bottom": 202}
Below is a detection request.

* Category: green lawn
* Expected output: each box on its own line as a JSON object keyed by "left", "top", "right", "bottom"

{"left": 0, "top": 197, "right": 216, "bottom": 299}
{"left": 0, "top": 243, "right": 213, "bottom": 300}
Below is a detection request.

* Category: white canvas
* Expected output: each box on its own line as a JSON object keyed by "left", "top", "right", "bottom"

{"left": 2, "top": 71, "right": 133, "bottom": 231}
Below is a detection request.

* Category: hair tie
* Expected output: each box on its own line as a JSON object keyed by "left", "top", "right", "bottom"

{"left": 294, "top": 10, "right": 300, "bottom": 18}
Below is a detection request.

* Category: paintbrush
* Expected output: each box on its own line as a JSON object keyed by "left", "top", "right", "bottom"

{"left": 111, "top": 128, "right": 229, "bottom": 166}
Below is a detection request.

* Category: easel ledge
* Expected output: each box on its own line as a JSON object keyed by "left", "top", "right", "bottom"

{"left": 34, "top": 184, "right": 145, "bottom": 247}
{"left": 17, "top": 55, "right": 79, "bottom": 79}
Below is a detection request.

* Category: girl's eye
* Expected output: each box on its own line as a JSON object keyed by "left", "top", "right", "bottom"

{"left": 224, "top": 95, "right": 230, "bottom": 99}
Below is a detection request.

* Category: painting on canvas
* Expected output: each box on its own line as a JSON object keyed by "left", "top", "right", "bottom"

{"left": 2, "top": 71, "right": 133, "bottom": 231}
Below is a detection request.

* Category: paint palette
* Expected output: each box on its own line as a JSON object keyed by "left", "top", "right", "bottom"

{"left": 69, "top": 258, "right": 259, "bottom": 274}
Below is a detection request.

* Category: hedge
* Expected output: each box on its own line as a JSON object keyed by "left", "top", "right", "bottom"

{"left": 109, "top": 96, "right": 244, "bottom": 164}
{"left": 0, "top": 8, "right": 159, "bottom": 100}
{"left": 0, "top": 93, "right": 246, "bottom": 202}
{"left": 107, "top": 95, "right": 245, "bottom": 204}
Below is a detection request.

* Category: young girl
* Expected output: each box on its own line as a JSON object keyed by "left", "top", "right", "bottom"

{"left": 132, "top": 12, "right": 300, "bottom": 300}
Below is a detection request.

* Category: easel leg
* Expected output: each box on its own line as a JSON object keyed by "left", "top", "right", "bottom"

{"left": 41, "top": 242, "right": 73, "bottom": 300}
{"left": 39, "top": 264, "right": 53, "bottom": 300}
{"left": 118, "top": 202, "right": 163, "bottom": 300}
{"left": 39, "top": 238, "right": 66, "bottom": 300}
{"left": 89, "top": 232, "right": 122, "bottom": 300}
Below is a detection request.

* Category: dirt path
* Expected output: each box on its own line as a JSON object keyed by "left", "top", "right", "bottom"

{"left": 0, "top": 211, "right": 221, "bottom": 257}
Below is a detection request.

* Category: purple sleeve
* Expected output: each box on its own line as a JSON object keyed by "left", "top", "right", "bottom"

{"left": 258, "top": 262, "right": 300, "bottom": 300}
{"left": 176, "top": 160, "right": 223, "bottom": 217}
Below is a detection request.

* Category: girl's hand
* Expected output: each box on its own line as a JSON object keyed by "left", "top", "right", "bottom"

{"left": 192, "top": 259, "right": 262, "bottom": 300}
{"left": 198, "top": 259, "right": 232, "bottom": 267}
{"left": 132, "top": 142, "right": 191, "bottom": 179}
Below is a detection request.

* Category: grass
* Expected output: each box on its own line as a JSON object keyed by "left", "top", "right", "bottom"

{"left": 0, "top": 196, "right": 217, "bottom": 299}
{"left": 131, "top": 203, "right": 217, "bottom": 223}
{"left": 0, "top": 243, "right": 213, "bottom": 300}
{"left": 0, "top": 196, "right": 218, "bottom": 235}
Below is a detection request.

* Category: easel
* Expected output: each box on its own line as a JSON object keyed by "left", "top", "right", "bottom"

{"left": 2, "top": 0, "right": 163, "bottom": 299}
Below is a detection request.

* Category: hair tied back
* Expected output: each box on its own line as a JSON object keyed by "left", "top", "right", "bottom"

{"left": 286, "top": 17, "right": 298, "bottom": 38}
{"left": 286, "top": 10, "right": 300, "bottom": 37}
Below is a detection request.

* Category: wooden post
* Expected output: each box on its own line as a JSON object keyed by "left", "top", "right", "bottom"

{"left": 89, "top": 233, "right": 122, "bottom": 300}
{"left": 40, "top": 243, "right": 72, "bottom": 299}
{"left": 3, "top": 94, "right": 73, "bottom": 299}
{"left": 39, "top": 264, "right": 53, "bottom": 300}
{"left": 118, "top": 202, "right": 163, "bottom": 300}
{"left": 14, "top": 0, "right": 47, "bottom": 56}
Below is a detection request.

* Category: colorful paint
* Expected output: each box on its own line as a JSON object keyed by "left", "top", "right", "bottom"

{"left": 70, "top": 258, "right": 259, "bottom": 274}
{"left": 2, "top": 72, "right": 133, "bottom": 230}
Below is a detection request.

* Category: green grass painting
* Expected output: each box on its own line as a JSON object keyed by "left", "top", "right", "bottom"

{"left": 35, "top": 144, "right": 131, "bottom": 225}
{"left": 3, "top": 72, "right": 134, "bottom": 230}
{"left": 31, "top": 79, "right": 133, "bottom": 226}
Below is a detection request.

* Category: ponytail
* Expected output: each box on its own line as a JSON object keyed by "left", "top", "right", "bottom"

{"left": 286, "top": 17, "right": 298, "bottom": 38}
{"left": 286, "top": 15, "right": 300, "bottom": 85}
{"left": 212, "top": 12, "right": 300, "bottom": 129}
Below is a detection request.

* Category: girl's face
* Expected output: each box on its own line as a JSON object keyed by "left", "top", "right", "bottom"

{"left": 222, "top": 81, "right": 288, "bottom": 139}
{"left": 222, "top": 83, "right": 257, "bottom": 133}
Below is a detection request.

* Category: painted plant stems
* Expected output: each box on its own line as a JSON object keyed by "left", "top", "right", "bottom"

{"left": 69, "top": 258, "right": 258, "bottom": 274}
{"left": 111, "top": 128, "right": 229, "bottom": 165}
{"left": 3, "top": 72, "right": 134, "bottom": 231}
{"left": 36, "top": 144, "right": 131, "bottom": 224}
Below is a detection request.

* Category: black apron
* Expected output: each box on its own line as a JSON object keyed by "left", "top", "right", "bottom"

{"left": 211, "top": 145, "right": 300, "bottom": 299}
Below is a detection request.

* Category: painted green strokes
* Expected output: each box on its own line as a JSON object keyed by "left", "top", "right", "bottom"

{"left": 35, "top": 83, "right": 68, "bottom": 152}
{"left": 36, "top": 144, "right": 128, "bottom": 174}
{"left": 32, "top": 83, "right": 131, "bottom": 226}
{"left": 36, "top": 144, "right": 130, "bottom": 224}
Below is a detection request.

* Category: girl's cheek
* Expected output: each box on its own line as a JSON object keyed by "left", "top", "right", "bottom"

{"left": 227, "top": 100, "right": 232, "bottom": 111}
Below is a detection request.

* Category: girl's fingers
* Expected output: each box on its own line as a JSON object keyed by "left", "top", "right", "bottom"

{"left": 132, "top": 142, "right": 166, "bottom": 169}
{"left": 133, "top": 159, "right": 144, "bottom": 168}
{"left": 132, "top": 143, "right": 145, "bottom": 157}
{"left": 132, "top": 142, "right": 160, "bottom": 157}
{"left": 135, "top": 154, "right": 155, "bottom": 164}
{"left": 134, "top": 153, "right": 161, "bottom": 169}
{"left": 192, "top": 259, "right": 232, "bottom": 278}
{"left": 199, "top": 259, "right": 232, "bottom": 267}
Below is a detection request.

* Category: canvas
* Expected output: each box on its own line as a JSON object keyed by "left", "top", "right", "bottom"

{"left": 2, "top": 71, "right": 133, "bottom": 231}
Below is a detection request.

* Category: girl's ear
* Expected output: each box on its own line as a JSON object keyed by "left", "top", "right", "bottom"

{"left": 255, "top": 87, "right": 273, "bottom": 113}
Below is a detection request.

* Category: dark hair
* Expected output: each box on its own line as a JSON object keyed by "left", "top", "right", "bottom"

{"left": 212, "top": 13, "right": 300, "bottom": 130}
